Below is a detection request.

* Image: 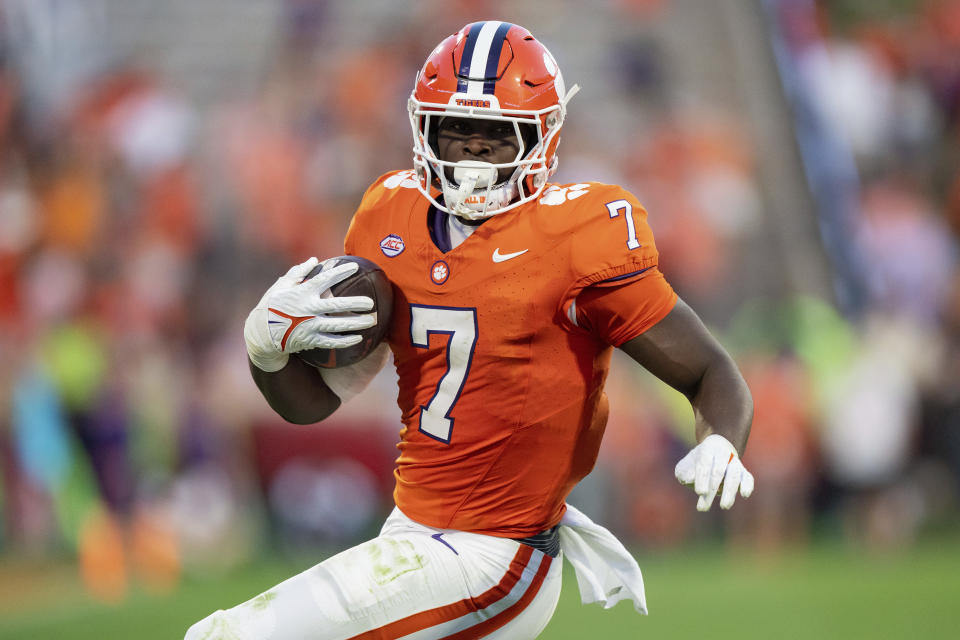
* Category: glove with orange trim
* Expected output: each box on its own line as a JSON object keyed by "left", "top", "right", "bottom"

{"left": 243, "top": 257, "right": 375, "bottom": 372}
{"left": 674, "top": 434, "right": 755, "bottom": 512}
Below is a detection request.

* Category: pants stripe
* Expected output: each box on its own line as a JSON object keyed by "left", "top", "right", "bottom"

{"left": 347, "top": 545, "right": 537, "bottom": 639}
{"left": 440, "top": 553, "right": 552, "bottom": 639}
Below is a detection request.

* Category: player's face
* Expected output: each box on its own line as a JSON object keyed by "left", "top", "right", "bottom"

{"left": 435, "top": 117, "right": 521, "bottom": 184}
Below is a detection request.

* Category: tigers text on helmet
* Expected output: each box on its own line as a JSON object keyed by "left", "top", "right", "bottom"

{"left": 408, "top": 21, "right": 580, "bottom": 220}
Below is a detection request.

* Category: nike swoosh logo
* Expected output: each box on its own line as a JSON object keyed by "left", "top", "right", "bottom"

{"left": 431, "top": 532, "right": 459, "bottom": 555}
{"left": 492, "top": 248, "right": 529, "bottom": 263}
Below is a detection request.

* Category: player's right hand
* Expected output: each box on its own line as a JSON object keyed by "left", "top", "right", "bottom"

{"left": 244, "top": 257, "right": 376, "bottom": 372}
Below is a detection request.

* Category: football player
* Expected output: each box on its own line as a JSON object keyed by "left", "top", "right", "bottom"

{"left": 189, "top": 21, "right": 754, "bottom": 639}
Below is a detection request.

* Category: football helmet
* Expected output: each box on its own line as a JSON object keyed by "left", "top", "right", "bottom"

{"left": 408, "top": 21, "right": 579, "bottom": 219}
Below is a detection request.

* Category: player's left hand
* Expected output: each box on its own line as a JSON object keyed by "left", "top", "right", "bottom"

{"left": 674, "top": 434, "right": 755, "bottom": 512}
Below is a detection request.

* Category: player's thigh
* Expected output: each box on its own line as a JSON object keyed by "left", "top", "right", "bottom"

{"left": 184, "top": 525, "right": 560, "bottom": 639}
{"left": 184, "top": 532, "right": 457, "bottom": 639}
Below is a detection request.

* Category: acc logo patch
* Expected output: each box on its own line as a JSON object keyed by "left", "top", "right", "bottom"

{"left": 430, "top": 260, "right": 450, "bottom": 285}
{"left": 380, "top": 234, "right": 405, "bottom": 257}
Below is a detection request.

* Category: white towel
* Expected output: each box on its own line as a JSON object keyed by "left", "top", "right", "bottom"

{"left": 558, "top": 503, "right": 648, "bottom": 615}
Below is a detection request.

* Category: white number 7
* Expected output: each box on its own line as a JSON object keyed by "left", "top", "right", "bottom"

{"left": 410, "top": 305, "right": 478, "bottom": 443}
{"left": 606, "top": 199, "right": 641, "bottom": 249}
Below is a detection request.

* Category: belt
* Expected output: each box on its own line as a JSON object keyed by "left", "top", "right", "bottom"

{"left": 513, "top": 526, "right": 560, "bottom": 558}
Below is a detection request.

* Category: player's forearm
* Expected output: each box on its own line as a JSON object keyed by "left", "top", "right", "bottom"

{"left": 686, "top": 352, "right": 753, "bottom": 454}
{"left": 249, "top": 357, "right": 341, "bottom": 424}
{"left": 619, "top": 298, "right": 753, "bottom": 454}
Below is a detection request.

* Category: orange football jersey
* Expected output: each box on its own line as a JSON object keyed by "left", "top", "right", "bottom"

{"left": 344, "top": 171, "right": 677, "bottom": 536}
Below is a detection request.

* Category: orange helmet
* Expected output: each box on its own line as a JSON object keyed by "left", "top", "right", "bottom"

{"left": 408, "top": 21, "right": 579, "bottom": 219}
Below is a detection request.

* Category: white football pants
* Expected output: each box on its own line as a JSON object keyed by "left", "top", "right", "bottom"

{"left": 184, "top": 508, "right": 563, "bottom": 639}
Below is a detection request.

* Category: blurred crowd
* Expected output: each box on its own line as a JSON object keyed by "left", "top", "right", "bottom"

{"left": 0, "top": 0, "right": 958, "bottom": 604}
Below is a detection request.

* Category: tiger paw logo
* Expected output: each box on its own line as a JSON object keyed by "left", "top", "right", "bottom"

{"left": 539, "top": 183, "right": 590, "bottom": 205}
{"left": 384, "top": 170, "right": 419, "bottom": 189}
{"left": 430, "top": 260, "right": 450, "bottom": 285}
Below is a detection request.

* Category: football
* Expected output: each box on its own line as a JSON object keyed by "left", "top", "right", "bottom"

{"left": 295, "top": 255, "right": 393, "bottom": 369}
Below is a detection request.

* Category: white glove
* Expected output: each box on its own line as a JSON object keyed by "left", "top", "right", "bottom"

{"left": 244, "top": 257, "right": 375, "bottom": 372}
{"left": 674, "top": 434, "right": 755, "bottom": 512}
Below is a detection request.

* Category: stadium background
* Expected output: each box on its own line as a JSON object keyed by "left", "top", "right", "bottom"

{"left": 1, "top": 0, "right": 959, "bottom": 637}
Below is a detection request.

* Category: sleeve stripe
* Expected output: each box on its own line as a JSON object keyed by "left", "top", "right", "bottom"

{"left": 597, "top": 266, "right": 652, "bottom": 284}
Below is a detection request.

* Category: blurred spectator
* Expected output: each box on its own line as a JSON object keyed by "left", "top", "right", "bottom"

{"left": 820, "top": 316, "right": 941, "bottom": 548}
{"left": 627, "top": 114, "right": 761, "bottom": 316}
{"left": 857, "top": 177, "right": 957, "bottom": 326}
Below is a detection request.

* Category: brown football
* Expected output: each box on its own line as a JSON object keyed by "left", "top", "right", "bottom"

{"left": 295, "top": 255, "right": 393, "bottom": 369}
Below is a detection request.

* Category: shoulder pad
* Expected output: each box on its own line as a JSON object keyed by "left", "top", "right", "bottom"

{"left": 545, "top": 183, "right": 664, "bottom": 329}
{"left": 345, "top": 170, "right": 422, "bottom": 254}
{"left": 549, "top": 182, "right": 661, "bottom": 284}
{"left": 358, "top": 170, "right": 422, "bottom": 210}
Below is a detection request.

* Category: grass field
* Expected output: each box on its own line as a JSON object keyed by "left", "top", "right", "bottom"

{"left": 1, "top": 536, "right": 958, "bottom": 639}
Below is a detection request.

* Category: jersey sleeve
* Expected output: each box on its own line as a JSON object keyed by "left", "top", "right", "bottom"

{"left": 573, "top": 267, "right": 677, "bottom": 346}
{"left": 558, "top": 184, "right": 664, "bottom": 330}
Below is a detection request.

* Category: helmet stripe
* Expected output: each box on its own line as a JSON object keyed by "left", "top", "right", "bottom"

{"left": 463, "top": 21, "right": 502, "bottom": 96}
{"left": 482, "top": 22, "right": 513, "bottom": 94}
{"left": 455, "top": 24, "right": 481, "bottom": 93}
